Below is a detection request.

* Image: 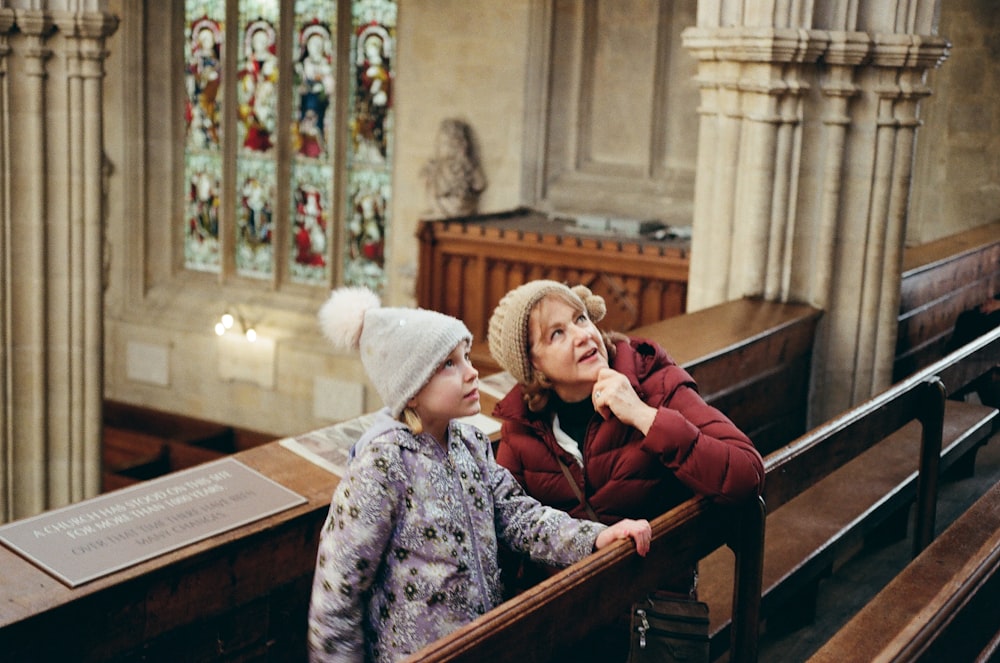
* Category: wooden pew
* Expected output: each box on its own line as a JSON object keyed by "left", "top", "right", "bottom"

{"left": 630, "top": 298, "right": 822, "bottom": 456}
{"left": 699, "top": 326, "right": 1000, "bottom": 660}
{"left": 808, "top": 476, "right": 1000, "bottom": 663}
{"left": 104, "top": 400, "right": 236, "bottom": 449}
{"left": 101, "top": 426, "right": 171, "bottom": 492}
{"left": 895, "top": 220, "right": 1000, "bottom": 382}
{"left": 412, "top": 495, "right": 766, "bottom": 663}
{"left": 101, "top": 401, "right": 277, "bottom": 489}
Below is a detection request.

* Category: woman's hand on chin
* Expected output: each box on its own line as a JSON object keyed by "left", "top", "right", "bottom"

{"left": 592, "top": 368, "right": 657, "bottom": 434}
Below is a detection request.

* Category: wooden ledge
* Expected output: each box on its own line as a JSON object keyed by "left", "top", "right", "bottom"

{"left": 629, "top": 298, "right": 822, "bottom": 369}
{"left": 0, "top": 441, "right": 339, "bottom": 658}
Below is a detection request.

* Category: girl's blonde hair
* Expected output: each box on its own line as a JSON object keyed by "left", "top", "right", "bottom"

{"left": 400, "top": 406, "right": 424, "bottom": 435}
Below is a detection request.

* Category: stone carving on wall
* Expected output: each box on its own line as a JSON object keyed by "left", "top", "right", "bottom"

{"left": 420, "top": 118, "right": 487, "bottom": 218}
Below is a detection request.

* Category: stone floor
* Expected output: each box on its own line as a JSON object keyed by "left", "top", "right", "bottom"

{"left": 756, "top": 412, "right": 1000, "bottom": 662}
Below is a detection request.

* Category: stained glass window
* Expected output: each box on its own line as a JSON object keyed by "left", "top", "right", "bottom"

{"left": 346, "top": 0, "right": 396, "bottom": 291}
{"left": 290, "top": 0, "right": 337, "bottom": 285}
{"left": 184, "top": 2, "right": 225, "bottom": 272}
{"left": 181, "top": 0, "right": 396, "bottom": 292}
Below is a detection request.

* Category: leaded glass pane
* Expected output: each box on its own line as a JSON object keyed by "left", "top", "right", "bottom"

{"left": 291, "top": 164, "right": 333, "bottom": 280}
{"left": 185, "top": 3, "right": 224, "bottom": 151}
{"left": 235, "top": 0, "right": 279, "bottom": 277}
{"left": 345, "top": 169, "right": 389, "bottom": 289}
{"left": 236, "top": 159, "right": 277, "bottom": 277}
{"left": 184, "top": 152, "right": 224, "bottom": 271}
{"left": 346, "top": 0, "right": 396, "bottom": 292}
{"left": 289, "top": 0, "right": 336, "bottom": 285}
{"left": 183, "top": 0, "right": 225, "bottom": 272}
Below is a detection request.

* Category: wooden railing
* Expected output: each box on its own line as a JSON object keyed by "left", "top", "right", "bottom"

{"left": 700, "top": 325, "right": 999, "bottom": 658}
{"left": 415, "top": 328, "right": 999, "bottom": 663}
{"left": 413, "top": 495, "right": 766, "bottom": 663}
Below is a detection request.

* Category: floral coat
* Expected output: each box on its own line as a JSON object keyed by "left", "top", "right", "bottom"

{"left": 307, "top": 409, "right": 606, "bottom": 663}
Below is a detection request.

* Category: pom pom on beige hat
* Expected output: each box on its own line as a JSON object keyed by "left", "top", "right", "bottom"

{"left": 487, "top": 280, "right": 606, "bottom": 385}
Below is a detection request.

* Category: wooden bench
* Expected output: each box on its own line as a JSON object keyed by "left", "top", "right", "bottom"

{"left": 101, "top": 401, "right": 276, "bottom": 489}
{"left": 808, "top": 476, "right": 1000, "bottom": 662}
{"left": 699, "top": 326, "right": 1000, "bottom": 660}
{"left": 629, "top": 298, "right": 822, "bottom": 456}
{"left": 895, "top": 220, "right": 1000, "bottom": 382}
{"left": 101, "top": 426, "right": 171, "bottom": 492}
{"left": 412, "top": 495, "right": 766, "bottom": 663}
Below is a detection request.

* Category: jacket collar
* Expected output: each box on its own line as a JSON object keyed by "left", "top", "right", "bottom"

{"left": 350, "top": 407, "right": 450, "bottom": 461}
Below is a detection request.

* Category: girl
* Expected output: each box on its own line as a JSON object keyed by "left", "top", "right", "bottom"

{"left": 308, "top": 286, "right": 650, "bottom": 663}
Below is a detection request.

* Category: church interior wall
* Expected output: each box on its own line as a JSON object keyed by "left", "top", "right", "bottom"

{"left": 909, "top": 0, "right": 1000, "bottom": 245}
{"left": 99, "top": 0, "right": 998, "bottom": 439}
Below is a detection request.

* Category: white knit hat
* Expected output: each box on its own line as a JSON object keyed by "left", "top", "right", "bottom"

{"left": 487, "top": 280, "right": 607, "bottom": 385}
{"left": 319, "top": 287, "right": 472, "bottom": 417}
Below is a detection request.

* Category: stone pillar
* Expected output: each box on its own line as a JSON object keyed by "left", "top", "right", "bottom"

{"left": 683, "top": 2, "right": 949, "bottom": 424}
{"left": 0, "top": 7, "right": 117, "bottom": 523}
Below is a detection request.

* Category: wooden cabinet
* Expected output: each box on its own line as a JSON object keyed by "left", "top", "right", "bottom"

{"left": 417, "top": 208, "right": 690, "bottom": 372}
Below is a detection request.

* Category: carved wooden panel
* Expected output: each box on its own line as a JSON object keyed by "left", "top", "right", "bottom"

{"left": 417, "top": 209, "right": 689, "bottom": 372}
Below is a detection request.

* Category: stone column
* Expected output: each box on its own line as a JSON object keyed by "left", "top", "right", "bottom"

{"left": 683, "top": 2, "right": 949, "bottom": 424}
{"left": 0, "top": 7, "right": 15, "bottom": 524}
{"left": 0, "top": 7, "right": 117, "bottom": 523}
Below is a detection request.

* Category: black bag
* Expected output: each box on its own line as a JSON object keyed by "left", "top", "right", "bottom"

{"left": 555, "top": 459, "right": 710, "bottom": 662}
{"left": 628, "top": 591, "right": 710, "bottom": 663}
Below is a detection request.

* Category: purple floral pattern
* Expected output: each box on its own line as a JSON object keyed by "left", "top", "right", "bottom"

{"left": 308, "top": 411, "right": 604, "bottom": 662}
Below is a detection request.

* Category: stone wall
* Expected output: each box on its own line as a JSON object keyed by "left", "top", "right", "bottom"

{"left": 909, "top": 0, "right": 1000, "bottom": 245}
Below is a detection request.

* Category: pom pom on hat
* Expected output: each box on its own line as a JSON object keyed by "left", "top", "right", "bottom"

{"left": 319, "top": 286, "right": 382, "bottom": 351}
{"left": 318, "top": 286, "right": 472, "bottom": 417}
{"left": 487, "top": 280, "right": 606, "bottom": 385}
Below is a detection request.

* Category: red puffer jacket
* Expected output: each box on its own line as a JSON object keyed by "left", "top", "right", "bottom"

{"left": 493, "top": 337, "right": 764, "bottom": 525}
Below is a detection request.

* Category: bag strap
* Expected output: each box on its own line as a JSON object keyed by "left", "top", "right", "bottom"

{"left": 557, "top": 458, "right": 600, "bottom": 522}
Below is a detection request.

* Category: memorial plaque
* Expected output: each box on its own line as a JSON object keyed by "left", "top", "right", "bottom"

{"left": 0, "top": 457, "right": 307, "bottom": 588}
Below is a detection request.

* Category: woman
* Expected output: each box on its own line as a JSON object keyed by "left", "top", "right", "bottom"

{"left": 486, "top": 280, "right": 764, "bottom": 605}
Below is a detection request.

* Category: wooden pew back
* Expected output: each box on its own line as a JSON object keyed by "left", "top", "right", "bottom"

{"left": 808, "top": 477, "right": 1000, "bottom": 662}
{"left": 895, "top": 221, "right": 1000, "bottom": 382}
{"left": 762, "top": 375, "right": 946, "bottom": 555}
{"left": 765, "top": 324, "right": 1000, "bottom": 544}
{"left": 701, "top": 324, "right": 1000, "bottom": 659}
{"left": 631, "top": 298, "right": 822, "bottom": 456}
{"left": 413, "top": 496, "right": 766, "bottom": 663}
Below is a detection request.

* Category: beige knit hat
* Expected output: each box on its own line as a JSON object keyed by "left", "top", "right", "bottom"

{"left": 319, "top": 286, "right": 472, "bottom": 417}
{"left": 487, "top": 280, "right": 607, "bottom": 385}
